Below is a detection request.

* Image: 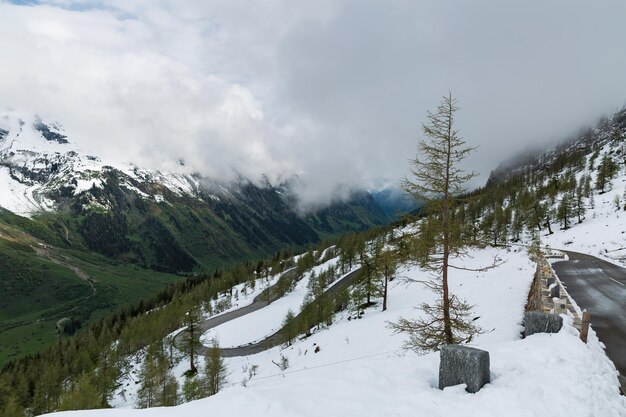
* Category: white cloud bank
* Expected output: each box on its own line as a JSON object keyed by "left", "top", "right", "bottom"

{"left": 2, "top": 0, "right": 626, "bottom": 207}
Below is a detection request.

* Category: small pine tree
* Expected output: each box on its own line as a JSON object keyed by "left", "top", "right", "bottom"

{"left": 596, "top": 154, "right": 618, "bottom": 193}
{"left": 137, "top": 343, "right": 178, "bottom": 408}
{"left": 58, "top": 373, "right": 99, "bottom": 411}
{"left": 350, "top": 283, "right": 367, "bottom": 318}
{"left": 182, "top": 307, "right": 201, "bottom": 375}
{"left": 574, "top": 183, "right": 586, "bottom": 223}
{"left": 373, "top": 242, "right": 397, "bottom": 311}
{"left": 0, "top": 396, "right": 25, "bottom": 417}
{"left": 556, "top": 194, "right": 573, "bottom": 229}
{"left": 203, "top": 338, "right": 228, "bottom": 396}
{"left": 280, "top": 309, "right": 297, "bottom": 346}
{"left": 182, "top": 376, "right": 203, "bottom": 402}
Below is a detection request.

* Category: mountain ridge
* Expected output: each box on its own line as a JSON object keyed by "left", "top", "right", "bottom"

{"left": 0, "top": 111, "right": 391, "bottom": 272}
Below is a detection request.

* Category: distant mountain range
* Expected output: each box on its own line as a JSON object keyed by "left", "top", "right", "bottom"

{"left": 369, "top": 185, "right": 419, "bottom": 218}
{"left": 0, "top": 112, "right": 392, "bottom": 272}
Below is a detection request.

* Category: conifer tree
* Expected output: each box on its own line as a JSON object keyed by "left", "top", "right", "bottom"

{"left": 574, "top": 183, "right": 586, "bottom": 223}
{"left": 182, "top": 376, "right": 203, "bottom": 402}
{"left": 58, "top": 373, "right": 99, "bottom": 411}
{"left": 280, "top": 309, "right": 297, "bottom": 346}
{"left": 511, "top": 210, "right": 524, "bottom": 241}
{"left": 358, "top": 249, "right": 377, "bottom": 305}
{"left": 350, "top": 283, "right": 367, "bottom": 319}
{"left": 373, "top": 242, "right": 397, "bottom": 311}
{"left": 93, "top": 336, "right": 122, "bottom": 408}
{"left": 203, "top": 338, "right": 228, "bottom": 396}
{"left": 0, "top": 396, "right": 25, "bottom": 417}
{"left": 390, "top": 93, "right": 482, "bottom": 351}
{"left": 557, "top": 194, "right": 573, "bottom": 229}
{"left": 182, "top": 307, "right": 201, "bottom": 375}
{"left": 137, "top": 343, "right": 178, "bottom": 408}
{"left": 596, "top": 154, "right": 617, "bottom": 192}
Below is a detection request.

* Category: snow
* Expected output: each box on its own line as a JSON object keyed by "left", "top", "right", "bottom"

{"left": 201, "top": 257, "right": 343, "bottom": 348}
{"left": 207, "top": 271, "right": 287, "bottom": 317}
{"left": 0, "top": 167, "right": 42, "bottom": 215}
{"left": 74, "top": 177, "right": 104, "bottom": 194}
{"left": 41, "top": 247, "right": 626, "bottom": 417}
{"left": 541, "top": 168, "right": 626, "bottom": 268}
{"left": 0, "top": 111, "right": 210, "bottom": 216}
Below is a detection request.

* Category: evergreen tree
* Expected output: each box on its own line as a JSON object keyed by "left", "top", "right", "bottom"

{"left": 182, "top": 376, "right": 203, "bottom": 402}
{"left": 358, "top": 249, "right": 378, "bottom": 306}
{"left": 596, "top": 154, "right": 617, "bottom": 192}
{"left": 557, "top": 194, "right": 573, "bottom": 229}
{"left": 0, "top": 396, "right": 25, "bottom": 417}
{"left": 350, "top": 282, "right": 367, "bottom": 319}
{"left": 182, "top": 307, "right": 201, "bottom": 375}
{"left": 58, "top": 373, "right": 99, "bottom": 411}
{"left": 280, "top": 309, "right": 297, "bottom": 346}
{"left": 137, "top": 343, "right": 178, "bottom": 408}
{"left": 203, "top": 338, "right": 228, "bottom": 396}
{"left": 373, "top": 240, "right": 397, "bottom": 311}
{"left": 93, "top": 337, "right": 122, "bottom": 408}
{"left": 33, "top": 363, "right": 62, "bottom": 414}
{"left": 511, "top": 209, "right": 524, "bottom": 241}
{"left": 574, "top": 183, "right": 586, "bottom": 223}
{"left": 391, "top": 93, "right": 481, "bottom": 351}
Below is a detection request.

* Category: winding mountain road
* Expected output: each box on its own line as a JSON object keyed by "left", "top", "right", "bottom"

{"left": 175, "top": 266, "right": 363, "bottom": 358}
{"left": 552, "top": 250, "right": 626, "bottom": 390}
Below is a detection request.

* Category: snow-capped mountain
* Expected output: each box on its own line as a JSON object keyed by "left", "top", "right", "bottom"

{"left": 0, "top": 111, "right": 390, "bottom": 272}
{"left": 0, "top": 111, "right": 214, "bottom": 216}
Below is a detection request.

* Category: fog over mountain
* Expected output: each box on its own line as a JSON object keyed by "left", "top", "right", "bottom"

{"left": 2, "top": 0, "right": 626, "bottom": 208}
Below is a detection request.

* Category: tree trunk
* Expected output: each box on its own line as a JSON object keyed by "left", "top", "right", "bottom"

{"left": 442, "top": 95, "right": 453, "bottom": 345}
{"left": 382, "top": 269, "right": 388, "bottom": 312}
{"left": 189, "top": 317, "right": 196, "bottom": 373}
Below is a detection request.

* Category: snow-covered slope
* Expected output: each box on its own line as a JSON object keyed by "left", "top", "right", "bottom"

{"left": 201, "top": 257, "right": 344, "bottom": 348}
{"left": 0, "top": 111, "right": 206, "bottom": 216}
{"left": 542, "top": 168, "right": 626, "bottom": 267}
{"left": 42, "top": 247, "right": 626, "bottom": 417}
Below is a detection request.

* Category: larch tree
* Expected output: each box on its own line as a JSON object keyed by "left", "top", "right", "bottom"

{"left": 137, "top": 342, "right": 178, "bottom": 408}
{"left": 556, "top": 194, "right": 573, "bottom": 230}
{"left": 182, "top": 306, "right": 202, "bottom": 375}
{"left": 203, "top": 338, "right": 228, "bottom": 396}
{"left": 373, "top": 239, "right": 397, "bottom": 311}
{"left": 389, "top": 92, "right": 486, "bottom": 352}
{"left": 280, "top": 309, "right": 297, "bottom": 346}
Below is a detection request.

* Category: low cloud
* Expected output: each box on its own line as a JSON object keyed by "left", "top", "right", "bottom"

{"left": 2, "top": 1, "right": 626, "bottom": 209}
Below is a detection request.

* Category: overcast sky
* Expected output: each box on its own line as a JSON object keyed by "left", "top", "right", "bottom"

{"left": 2, "top": 1, "right": 626, "bottom": 208}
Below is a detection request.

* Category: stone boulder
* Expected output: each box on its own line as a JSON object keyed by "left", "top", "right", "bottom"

{"left": 439, "top": 345, "right": 490, "bottom": 393}
{"left": 523, "top": 311, "right": 563, "bottom": 337}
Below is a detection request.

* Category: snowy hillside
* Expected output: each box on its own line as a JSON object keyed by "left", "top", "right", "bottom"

{"left": 0, "top": 111, "right": 205, "bottom": 216}
{"left": 542, "top": 170, "right": 626, "bottom": 267}
{"left": 42, "top": 246, "right": 626, "bottom": 417}
{"left": 520, "top": 136, "right": 626, "bottom": 267}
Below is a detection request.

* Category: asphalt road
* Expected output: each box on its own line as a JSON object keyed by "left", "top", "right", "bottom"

{"left": 175, "top": 266, "right": 363, "bottom": 358}
{"left": 220, "top": 267, "right": 363, "bottom": 357}
{"left": 552, "top": 250, "right": 626, "bottom": 389}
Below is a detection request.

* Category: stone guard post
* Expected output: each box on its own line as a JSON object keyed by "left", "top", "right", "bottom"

{"left": 439, "top": 345, "right": 490, "bottom": 393}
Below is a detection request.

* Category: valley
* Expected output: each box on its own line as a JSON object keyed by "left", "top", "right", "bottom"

{"left": 2, "top": 2, "right": 626, "bottom": 416}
